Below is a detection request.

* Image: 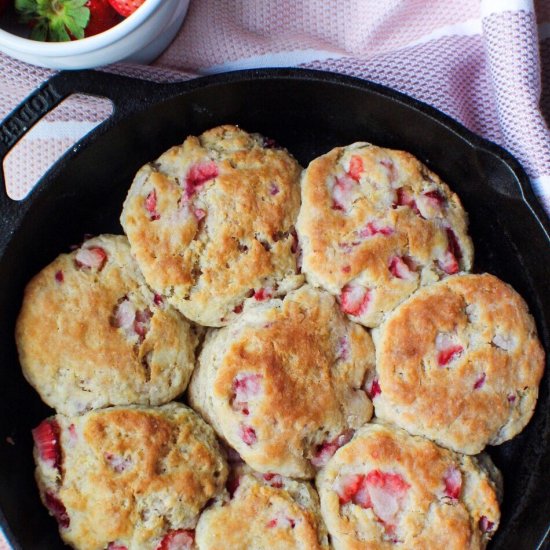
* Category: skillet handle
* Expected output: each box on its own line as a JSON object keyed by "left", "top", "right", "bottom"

{"left": 0, "top": 69, "right": 183, "bottom": 214}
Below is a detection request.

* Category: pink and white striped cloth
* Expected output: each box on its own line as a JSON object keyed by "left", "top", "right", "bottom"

{"left": 0, "top": 0, "right": 549, "bottom": 547}
{"left": 1, "top": 0, "right": 549, "bottom": 213}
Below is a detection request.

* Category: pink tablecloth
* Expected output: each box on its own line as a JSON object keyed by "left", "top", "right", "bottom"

{"left": 0, "top": 0, "right": 549, "bottom": 548}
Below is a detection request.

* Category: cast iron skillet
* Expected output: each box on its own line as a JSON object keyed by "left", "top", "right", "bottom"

{"left": 0, "top": 68, "right": 548, "bottom": 549}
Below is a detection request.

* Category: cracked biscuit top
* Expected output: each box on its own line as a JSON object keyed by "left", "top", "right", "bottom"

{"left": 16, "top": 234, "right": 198, "bottom": 415}
{"left": 32, "top": 403, "right": 228, "bottom": 550}
{"left": 196, "top": 463, "right": 329, "bottom": 549}
{"left": 316, "top": 422, "right": 502, "bottom": 550}
{"left": 372, "top": 273, "right": 545, "bottom": 454}
{"left": 120, "top": 125, "right": 303, "bottom": 327}
{"left": 188, "top": 285, "right": 376, "bottom": 479}
{"left": 296, "top": 142, "right": 473, "bottom": 328}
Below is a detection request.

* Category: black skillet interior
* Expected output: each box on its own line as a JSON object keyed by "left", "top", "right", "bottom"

{"left": 0, "top": 69, "right": 548, "bottom": 549}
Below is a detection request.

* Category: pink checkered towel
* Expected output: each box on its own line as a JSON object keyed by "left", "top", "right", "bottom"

{"left": 0, "top": 0, "right": 549, "bottom": 547}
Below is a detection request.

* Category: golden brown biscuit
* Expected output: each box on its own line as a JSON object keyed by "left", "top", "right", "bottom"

{"left": 32, "top": 403, "right": 228, "bottom": 550}
{"left": 188, "top": 285, "right": 376, "bottom": 478}
{"left": 196, "top": 464, "right": 329, "bottom": 549}
{"left": 316, "top": 422, "right": 502, "bottom": 550}
{"left": 373, "top": 273, "right": 545, "bottom": 454}
{"left": 15, "top": 235, "right": 198, "bottom": 415}
{"left": 120, "top": 125, "right": 303, "bottom": 327}
{"left": 296, "top": 143, "right": 473, "bottom": 327}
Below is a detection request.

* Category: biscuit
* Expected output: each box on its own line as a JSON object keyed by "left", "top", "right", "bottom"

{"left": 15, "top": 234, "right": 198, "bottom": 415}
{"left": 188, "top": 285, "right": 376, "bottom": 478}
{"left": 32, "top": 403, "right": 228, "bottom": 550}
{"left": 372, "top": 273, "right": 545, "bottom": 454}
{"left": 120, "top": 125, "right": 303, "bottom": 327}
{"left": 296, "top": 143, "right": 473, "bottom": 327}
{"left": 316, "top": 422, "right": 502, "bottom": 550}
{"left": 196, "top": 464, "right": 329, "bottom": 549}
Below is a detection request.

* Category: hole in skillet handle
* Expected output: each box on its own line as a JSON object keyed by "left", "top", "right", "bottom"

{"left": 3, "top": 94, "right": 115, "bottom": 201}
{"left": 0, "top": 78, "right": 66, "bottom": 222}
{"left": 0, "top": 69, "right": 184, "bottom": 254}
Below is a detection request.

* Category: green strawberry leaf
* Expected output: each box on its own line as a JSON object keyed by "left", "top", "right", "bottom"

{"left": 48, "top": 14, "right": 71, "bottom": 41}
{"left": 30, "top": 20, "right": 48, "bottom": 41}
{"left": 15, "top": 0, "right": 39, "bottom": 21}
{"left": 15, "top": 0, "right": 90, "bottom": 42}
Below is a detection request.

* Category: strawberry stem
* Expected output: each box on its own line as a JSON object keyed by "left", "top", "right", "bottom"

{"left": 15, "top": 0, "right": 90, "bottom": 41}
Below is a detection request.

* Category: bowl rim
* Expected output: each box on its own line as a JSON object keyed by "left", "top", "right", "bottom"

{"left": 0, "top": 0, "right": 165, "bottom": 55}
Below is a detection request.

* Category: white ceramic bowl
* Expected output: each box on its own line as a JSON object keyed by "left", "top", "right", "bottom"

{"left": 0, "top": 0, "right": 189, "bottom": 69}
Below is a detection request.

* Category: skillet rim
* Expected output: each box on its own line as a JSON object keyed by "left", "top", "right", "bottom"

{"left": 0, "top": 67, "right": 548, "bottom": 549}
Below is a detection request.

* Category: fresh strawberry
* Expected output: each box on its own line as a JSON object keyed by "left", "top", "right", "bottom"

{"left": 347, "top": 155, "right": 364, "bottom": 181}
{"left": 416, "top": 189, "right": 446, "bottom": 218}
{"left": 394, "top": 187, "right": 414, "bottom": 207}
{"left": 435, "top": 333, "right": 463, "bottom": 367}
{"left": 473, "top": 373, "right": 486, "bottom": 390}
{"left": 443, "top": 466, "right": 462, "bottom": 500}
{"left": 232, "top": 373, "right": 262, "bottom": 415}
{"left": 340, "top": 284, "right": 371, "bottom": 317}
{"left": 311, "top": 430, "right": 354, "bottom": 467}
{"left": 133, "top": 308, "right": 151, "bottom": 340}
{"left": 107, "top": 0, "right": 144, "bottom": 17}
{"left": 332, "top": 174, "right": 355, "bottom": 211}
{"left": 253, "top": 287, "right": 273, "bottom": 301}
{"left": 32, "top": 419, "right": 61, "bottom": 470}
{"left": 334, "top": 469, "right": 410, "bottom": 531}
{"left": 393, "top": 187, "right": 420, "bottom": 215}
{"left": 113, "top": 299, "right": 136, "bottom": 330}
{"left": 145, "top": 189, "right": 160, "bottom": 220}
{"left": 423, "top": 189, "right": 445, "bottom": 205}
{"left": 365, "top": 378, "right": 381, "bottom": 399}
{"left": 358, "top": 220, "right": 394, "bottom": 238}
{"left": 388, "top": 255, "right": 416, "bottom": 280}
{"left": 262, "top": 473, "right": 283, "bottom": 488}
{"left": 194, "top": 208, "right": 206, "bottom": 221}
{"left": 334, "top": 474, "right": 363, "bottom": 504}
{"left": 438, "top": 250, "right": 459, "bottom": 275}
{"left": 446, "top": 227, "right": 462, "bottom": 260}
{"left": 156, "top": 529, "right": 194, "bottom": 550}
{"left": 363, "top": 470, "right": 410, "bottom": 527}
{"left": 266, "top": 515, "right": 295, "bottom": 529}
{"left": 83, "top": 0, "right": 120, "bottom": 37}
{"left": 479, "top": 516, "right": 495, "bottom": 533}
{"left": 437, "top": 344, "right": 463, "bottom": 366}
{"left": 75, "top": 246, "right": 107, "bottom": 270}
{"left": 436, "top": 228, "right": 462, "bottom": 275}
{"left": 44, "top": 491, "right": 70, "bottom": 529}
{"left": 239, "top": 424, "right": 257, "bottom": 446}
{"left": 183, "top": 161, "right": 219, "bottom": 200}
